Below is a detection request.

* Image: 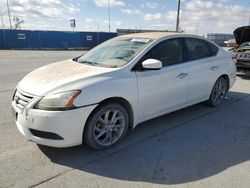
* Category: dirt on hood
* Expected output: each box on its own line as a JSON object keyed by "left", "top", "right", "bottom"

{"left": 18, "top": 59, "right": 114, "bottom": 96}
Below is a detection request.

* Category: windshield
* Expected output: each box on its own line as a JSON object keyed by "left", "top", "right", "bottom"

{"left": 77, "top": 37, "right": 152, "bottom": 68}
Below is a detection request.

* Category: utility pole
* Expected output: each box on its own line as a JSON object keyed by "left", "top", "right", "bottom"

{"left": 248, "top": 3, "right": 250, "bottom": 26}
{"left": 195, "top": 23, "right": 199, "bottom": 34}
{"left": 176, "top": 0, "right": 180, "bottom": 32}
{"left": 7, "top": 0, "right": 12, "bottom": 29}
{"left": 97, "top": 22, "right": 99, "bottom": 32}
{"left": 108, "top": 0, "right": 110, "bottom": 32}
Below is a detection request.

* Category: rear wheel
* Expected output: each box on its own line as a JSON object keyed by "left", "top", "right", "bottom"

{"left": 84, "top": 102, "right": 129, "bottom": 150}
{"left": 207, "top": 77, "right": 228, "bottom": 107}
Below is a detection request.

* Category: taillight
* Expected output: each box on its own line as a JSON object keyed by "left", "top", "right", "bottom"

{"left": 231, "top": 53, "right": 237, "bottom": 63}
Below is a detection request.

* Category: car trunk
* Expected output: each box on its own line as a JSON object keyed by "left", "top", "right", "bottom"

{"left": 234, "top": 26, "right": 250, "bottom": 44}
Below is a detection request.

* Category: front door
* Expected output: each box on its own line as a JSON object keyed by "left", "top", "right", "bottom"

{"left": 135, "top": 38, "right": 189, "bottom": 121}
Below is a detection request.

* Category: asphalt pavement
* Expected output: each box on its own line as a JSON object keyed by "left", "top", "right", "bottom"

{"left": 0, "top": 50, "right": 249, "bottom": 188}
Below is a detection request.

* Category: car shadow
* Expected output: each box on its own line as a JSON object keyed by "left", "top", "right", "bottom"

{"left": 38, "top": 91, "right": 250, "bottom": 185}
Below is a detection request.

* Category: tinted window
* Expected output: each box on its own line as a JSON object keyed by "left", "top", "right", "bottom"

{"left": 185, "top": 38, "right": 211, "bottom": 61}
{"left": 208, "top": 42, "right": 219, "bottom": 56}
{"left": 142, "top": 38, "right": 183, "bottom": 67}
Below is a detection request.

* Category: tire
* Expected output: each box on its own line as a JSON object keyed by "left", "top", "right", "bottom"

{"left": 84, "top": 102, "right": 129, "bottom": 150}
{"left": 207, "top": 77, "right": 228, "bottom": 107}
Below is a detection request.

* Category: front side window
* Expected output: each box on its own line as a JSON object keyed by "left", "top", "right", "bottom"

{"left": 77, "top": 37, "right": 152, "bottom": 68}
{"left": 142, "top": 38, "right": 183, "bottom": 67}
{"left": 185, "top": 38, "right": 211, "bottom": 61}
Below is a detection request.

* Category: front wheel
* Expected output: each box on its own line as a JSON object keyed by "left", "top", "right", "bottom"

{"left": 84, "top": 102, "right": 129, "bottom": 150}
{"left": 207, "top": 77, "right": 228, "bottom": 107}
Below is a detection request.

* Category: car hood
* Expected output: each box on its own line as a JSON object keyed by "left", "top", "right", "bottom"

{"left": 234, "top": 26, "right": 250, "bottom": 44}
{"left": 18, "top": 59, "right": 116, "bottom": 96}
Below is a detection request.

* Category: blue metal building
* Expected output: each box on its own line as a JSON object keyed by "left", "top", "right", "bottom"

{"left": 0, "top": 29, "right": 117, "bottom": 49}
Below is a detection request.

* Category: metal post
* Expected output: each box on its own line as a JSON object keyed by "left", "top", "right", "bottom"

{"left": 1, "top": 15, "right": 4, "bottom": 28}
{"left": 38, "top": 31, "right": 42, "bottom": 49}
{"left": 176, "top": 0, "right": 180, "bottom": 32}
{"left": 97, "top": 28, "right": 99, "bottom": 45}
{"left": 7, "top": 0, "right": 12, "bottom": 29}
{"left": 108, "top": 0, "right": 110, "bottom": 32}
{"left": 2, "top": 29, "right": 6, "bottom": 48}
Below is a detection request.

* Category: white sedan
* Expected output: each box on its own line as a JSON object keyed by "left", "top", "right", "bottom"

{"left": 12, "top": 32, "right": 236, "bottom": 150}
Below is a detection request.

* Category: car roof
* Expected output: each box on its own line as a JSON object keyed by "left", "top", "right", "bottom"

{"left": 118, "top": 32, "right": 181, "bottom": 40}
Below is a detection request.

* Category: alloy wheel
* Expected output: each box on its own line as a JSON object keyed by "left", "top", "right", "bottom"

{"left": 212, "top": 78, "right": 227, "bottom": 105}
{"left": 93, "top": 109, "right": 126, "bottom": 146}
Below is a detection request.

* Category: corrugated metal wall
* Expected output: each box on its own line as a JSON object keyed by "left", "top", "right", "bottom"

{"left": 0, "top": 29, "right": 117, "bottom": 49}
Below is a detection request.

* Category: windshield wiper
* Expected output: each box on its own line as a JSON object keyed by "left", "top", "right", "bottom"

{"left": 80, "top": 60, "right": 98, "bottom": 66}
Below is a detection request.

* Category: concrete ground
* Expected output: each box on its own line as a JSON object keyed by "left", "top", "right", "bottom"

{"left": 0, "top": 50, "right": 249, "bottom": 188}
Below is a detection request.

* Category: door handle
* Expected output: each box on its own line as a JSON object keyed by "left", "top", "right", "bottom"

{"left": 210, "top": 66, "right": 219, "bottom": 71}
{"left": 177, "top": 73, "right": 188, "bottom": 79}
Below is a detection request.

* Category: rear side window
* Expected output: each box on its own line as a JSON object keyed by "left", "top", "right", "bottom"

{"left": 143, "top": 38, "right": 183, "bottom": 67}
{"left": 208, "top": 42, "right": 219, "bottom": 56}
{"left": 185, "top": 38, "right": 211, "bottom": 61}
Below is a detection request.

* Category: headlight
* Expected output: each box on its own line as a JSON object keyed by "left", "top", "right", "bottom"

{"left": 34, "top": 90, "right": 81, "bottom": 110}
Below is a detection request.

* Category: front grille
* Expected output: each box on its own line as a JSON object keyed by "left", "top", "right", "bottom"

{"left": 237, "top": 52, "right": 250, "bottom": 61}
{"left": 13, "top": 89, "right": 34, "bottom": 111}
{"left": 237, "top": 60, "right": 250, "bottom": 68}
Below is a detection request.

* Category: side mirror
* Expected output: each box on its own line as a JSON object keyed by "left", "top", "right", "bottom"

{"left": 141, "top": 59, "right": 162, "bottom": 70}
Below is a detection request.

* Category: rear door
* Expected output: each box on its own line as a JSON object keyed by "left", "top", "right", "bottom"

{"left": 184, "top": 38, "right": 220, "bottom": 105}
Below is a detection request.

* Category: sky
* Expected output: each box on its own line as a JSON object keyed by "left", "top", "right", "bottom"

{"left": 0, "top": 0, "right": 250, "bottom": 35}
